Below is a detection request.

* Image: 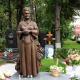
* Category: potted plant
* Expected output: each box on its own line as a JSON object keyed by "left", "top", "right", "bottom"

{"left": 50, "top": 58, "right": 65, "bottom": 77}
{"left": 50, "top": 65, "right": 63, "bottom": 77}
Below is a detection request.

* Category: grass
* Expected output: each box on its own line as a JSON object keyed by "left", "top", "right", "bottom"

{"left": 0, "top": 59, "right": 14, "bottom": 66}
{"left": 63, "top": 39, "right": 80, "bottom": 49}
{"left": 40, "top": 58, "right": 66, "bottom": 72}
{"left": 0, "top": 59, "right": 6, "bottom": 66}
{"left": 40, "top": 58, "right": 54, "bottom": 72}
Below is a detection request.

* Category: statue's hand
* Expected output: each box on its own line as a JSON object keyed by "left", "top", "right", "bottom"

{"left": 17, "top": 31, "right": 22, "bottom": 34}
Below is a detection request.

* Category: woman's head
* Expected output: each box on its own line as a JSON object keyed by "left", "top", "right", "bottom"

{"left": 23, "top": 7, "right": 31, "bottom": 20}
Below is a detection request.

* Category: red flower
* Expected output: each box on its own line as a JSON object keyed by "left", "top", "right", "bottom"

{"left": 8, "top": 53, "right": 13, "bottom": 59}
{"left": 0, "top": 53, "right": 3, "bottom": 58}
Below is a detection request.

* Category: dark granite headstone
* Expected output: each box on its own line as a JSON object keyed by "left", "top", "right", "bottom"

{"left": 5, "top": 29, "right": 17, "bottom": 48}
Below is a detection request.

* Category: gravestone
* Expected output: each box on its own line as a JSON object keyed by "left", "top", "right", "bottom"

{"left": 4, "top": 28, "right": 18, "bottom": 61}
{"left": 44, "top": 32, "right": 55, "bottom": 59}
{"left": 38, "top": 32, "right": 46, "bottom": 48}
{"left": 5, "top": 28, "right": 17, "bottom": 48}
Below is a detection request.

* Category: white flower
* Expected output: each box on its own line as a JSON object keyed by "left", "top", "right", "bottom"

{"left": 4, "top": 70, "right": 12, "bottom": 77}
{"left": 50, "top": 65, "right": 63, "bottom": 72}
{"left": 0, "top": 73, "right": 5, "bottom": 80}
{"left": 74, "top": 56, "right": 80, "bottom": 61}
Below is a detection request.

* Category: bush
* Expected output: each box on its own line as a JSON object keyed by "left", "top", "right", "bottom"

{"left": 0, "top": 37, "right": 5, "bottom": 51}
{"left": 54, "top": 48, "right": 80, "bottom": 60}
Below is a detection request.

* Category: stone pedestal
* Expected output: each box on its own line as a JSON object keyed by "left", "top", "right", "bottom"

{"left": 11, "top": 72, "right": 70, "bottom": 80}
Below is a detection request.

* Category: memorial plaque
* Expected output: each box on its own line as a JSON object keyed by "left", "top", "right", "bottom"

{"left": 45, "top": 45, "right": 54, "bottom": 59}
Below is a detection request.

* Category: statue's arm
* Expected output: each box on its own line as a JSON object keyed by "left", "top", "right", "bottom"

{"left": 17, "top": 23, "right": 30, "bottom": 35}
{"left": 30, "top": 22, "right": 39, "bottom": 39}
{"left": 31, "top": 22, "right": 39, "bottom": 35}
{"left": 17, "top": 23, "right": 22, "bottom": 34}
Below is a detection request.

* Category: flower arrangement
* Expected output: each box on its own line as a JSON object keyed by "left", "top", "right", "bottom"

{"left": 49, "top": 58, "right": 64, "bottom": 77}
{"left": 50, "top": 65, "right": 63, "bottom": 77}
{"left": 0, "top": 73, "right": 5, "bottom": 80}
{"left": 0, "top": 70, "right": 12, "bottom": 80}
{"left": 64, "top": 49, "right": 80, "bottom": 66}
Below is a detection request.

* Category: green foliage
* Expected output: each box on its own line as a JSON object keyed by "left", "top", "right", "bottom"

{"left": 69, "top": 0, "right": 80, "bottom": 9}
{"left": 63, "top": 39, "right": 80, "bottom": 49}
{"left": 24, "top": 0, "right": 29, "bottom": 6}
{"left": 40, "top": 58, "right": 66, "bottom": 73}
{"left": 54, "top": 48, "right": 68, "bottom": 59}
{"left": 0, "top": 59, "right": 6, "bottom": 65}
{"left": 35, "top": 0, "right": 55, "bottom": 33}
{"left": 40, "top": 59, "right": 54, "bottom": 72}
{"left": 61, "top": 20, "right": 73, "bottom": 40}
{"left": 0, "top": 37, "right": 6, "bottom": 51}
{"left": 71, "top": 60, "right": 80, "bottom": 66}
{"left": 54, "top": 48, "right": 80, "bottom": 59}
{"left": 0, "top": 0, "right": 80, "bottom": 46}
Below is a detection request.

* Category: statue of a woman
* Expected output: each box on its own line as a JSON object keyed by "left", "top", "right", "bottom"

{"left": 15, "top": 7, "right": 40, "bottom": 78}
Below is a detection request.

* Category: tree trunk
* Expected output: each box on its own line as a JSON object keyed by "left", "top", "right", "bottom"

{"left": 16, "top": 0, "right": 24, "bottom": 52}
{"left": 30, "top": 0, "right": 36, "bottom": 21}
{"left": 17, "top": 0, "right": 24, "bottom": 25}
{"left": 8, "top": 0, "right": 12, "bottom": 28}
{"left": 55, "top": 1, "right": 61, "bottom": 48}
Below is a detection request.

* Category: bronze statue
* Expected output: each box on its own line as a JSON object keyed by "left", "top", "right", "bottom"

{"left": 15, "top": 7, "right": 40, "bottom": 78}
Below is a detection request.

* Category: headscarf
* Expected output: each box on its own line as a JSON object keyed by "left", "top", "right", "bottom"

{"left": 23, "top": 7, "right": 31, "bottom": 13}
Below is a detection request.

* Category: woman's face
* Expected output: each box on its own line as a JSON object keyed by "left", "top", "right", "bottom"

{"left": 23, "top": 10, "right": 30, "bottom": 20}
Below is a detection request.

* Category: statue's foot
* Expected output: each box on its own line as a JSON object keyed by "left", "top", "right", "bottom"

{"left": 29, "top": 75, "right": 33, "bottom": 78}
{"left": 27, "top": 75, "right": 33, "bottom": 78}
{"left": 20, "top": 75, "right": 33, "bottom": 78}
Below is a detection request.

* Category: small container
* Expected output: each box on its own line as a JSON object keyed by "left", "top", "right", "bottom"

{"left": 51, "top": 69, "right": 61, "bottom": 77}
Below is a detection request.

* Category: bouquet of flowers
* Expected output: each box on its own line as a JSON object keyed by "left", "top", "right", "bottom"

{"left": 64, "top": 49, "right": 80, "bottom": 66}
{"left": 0, "top": 70, "right": 12, "bottom": 80}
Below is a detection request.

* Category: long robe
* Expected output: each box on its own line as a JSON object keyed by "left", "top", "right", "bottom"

{"left": 15, "top": 20, "right": 40, "bottom": 77}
